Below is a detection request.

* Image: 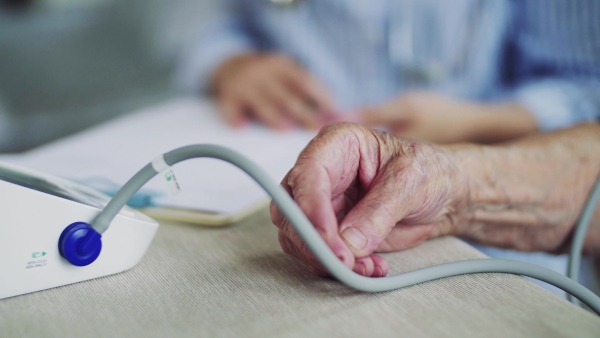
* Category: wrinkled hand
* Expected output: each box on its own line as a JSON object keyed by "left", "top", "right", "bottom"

{"left": 270, "top": 122, "right": 469, "bottom": 277}
{"left": 356, "top": 92, "right": 538, "bottom": 144}
{"left": 211, "top": 53, "right": 336, "bottom": 130}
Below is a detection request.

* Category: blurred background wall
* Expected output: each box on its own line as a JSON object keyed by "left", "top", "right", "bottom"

{"left": 0, "top": 0, "right": 218, "bottom": 153}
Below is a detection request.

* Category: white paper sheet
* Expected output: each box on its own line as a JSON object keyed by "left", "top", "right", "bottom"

{"left": 0, "top": 98, "right": 317, "bottom": 214}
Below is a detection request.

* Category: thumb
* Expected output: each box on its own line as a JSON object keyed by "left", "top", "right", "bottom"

{"left": 338, "top": 177, "right": 407, "bottom": 257}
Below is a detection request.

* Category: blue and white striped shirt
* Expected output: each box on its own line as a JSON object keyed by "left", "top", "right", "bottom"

{"left": 175, "top": 0, "right": 600, "bottom": 130}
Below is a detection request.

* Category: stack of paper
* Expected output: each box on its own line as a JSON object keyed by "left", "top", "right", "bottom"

{"left": 0, "top": 98, "right": 317, "bottom": 222}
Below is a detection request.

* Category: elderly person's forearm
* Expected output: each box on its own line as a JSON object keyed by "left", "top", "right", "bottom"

{"left": 448, "top": 123, "right": 600, "bottom": 255}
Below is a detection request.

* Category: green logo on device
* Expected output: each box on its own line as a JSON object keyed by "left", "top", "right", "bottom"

{"left": 32, "top": 251, "right": 47, "bottom": 258}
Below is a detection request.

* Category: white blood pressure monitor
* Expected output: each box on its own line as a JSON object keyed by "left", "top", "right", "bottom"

{"left": 0, "top": 162, "right": 158, "bottom": 299}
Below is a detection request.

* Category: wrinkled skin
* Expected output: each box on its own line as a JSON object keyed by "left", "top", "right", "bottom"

{"left": 270, "top": 122, "right": 600, "bottom": 277}
{"left": 270, "top": 122, "right": 468, "bottom": 276}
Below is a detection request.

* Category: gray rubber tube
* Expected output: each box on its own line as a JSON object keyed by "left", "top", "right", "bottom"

{"left": 90, "top": 145, "right": 600, "bottom": 315}
{"left": 567, "top": 175, "right": 600, "bottom": 306}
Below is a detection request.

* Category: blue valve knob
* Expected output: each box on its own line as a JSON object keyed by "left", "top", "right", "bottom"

{"left": 58, "top": 222, "right": 102, "bottom": 266}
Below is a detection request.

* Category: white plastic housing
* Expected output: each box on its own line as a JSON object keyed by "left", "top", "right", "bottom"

{"left": 0, "top": 163, "right": 159, "bottom": 299}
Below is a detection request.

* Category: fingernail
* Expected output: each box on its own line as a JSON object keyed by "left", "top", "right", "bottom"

{"left": 355, "top": 262, "right": 366, "bottom": 275}
{"left": 341, "top": 228, "right": 368, "bottom": 251}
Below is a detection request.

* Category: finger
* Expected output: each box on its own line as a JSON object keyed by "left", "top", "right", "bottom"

{"left": 280, "top": 220, "right": 389, "bottom": 278}
{"left": 270, "top": 170, "right": 294, "bottom": 229}
{"left": 375, "top": 224, "right": 436, "bottom": 252}
{"left": 242, "top": 88, "right": 291, "bottom": 130}
{"left": 276, "top": 173, "right": 355, "bottom": 269}
{"left": 218, "top": 96, "right": 248, "bottom": 128}
{"left": 279, "top": 230, "right": 330, "bottom": 276}
{"left": 287, "top": 160, "right": 355, "bottom": 269}
{"left": 283, "top": 65, "right": 334, "bottom": 116}
{"left": 278, "top": 225, "right": 332, "bottom": 276}
{"left": 281, "top": 222, "right": 388, "bottom": 278}
{"left": 339, "top": 171, "right": 411, "bottom": 257}
{"left": 369, "top": 253, "right": 389, "bottom": 277}
{"left": 353, "top": 254, "right": 389, "bottom": 277}
{"left": 265, "top": 83, "right": 321, "bottom": 129}
{"left": 353, "top": 256, "right": 374, "bottom": 276}
{"left": 272, "top": 170, "right": 355, "bottom": 270}
{"left": 275, "top": 124, "right": 381, "bottom": 269}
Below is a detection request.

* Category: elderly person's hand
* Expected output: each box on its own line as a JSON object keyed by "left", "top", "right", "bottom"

{"left": 211, "top": 53, "right": 336, "bottom": 130}
{"left": 270, "top": 122, "right": 469, "bottom": 277}
{"left": 270, "top": 122, "right": 600, "bottom": 277}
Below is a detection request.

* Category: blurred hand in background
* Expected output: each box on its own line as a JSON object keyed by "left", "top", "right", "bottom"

{"left": 211, "top": 53, "right": 336, "bottom": 130}
{"left": 176, "top": 1, "right": 600, "bottom": 145}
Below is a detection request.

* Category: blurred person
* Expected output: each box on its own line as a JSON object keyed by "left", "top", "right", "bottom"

{"left": 175, "top": 0, "right": 600, "bottom": 144}
{"left": 269, "top": 122, "right": 600, "bottom": 277}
